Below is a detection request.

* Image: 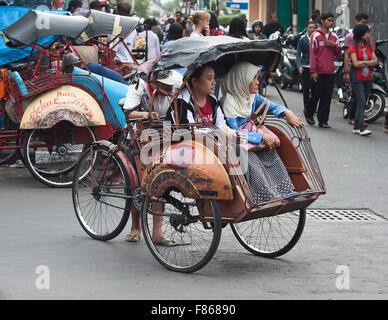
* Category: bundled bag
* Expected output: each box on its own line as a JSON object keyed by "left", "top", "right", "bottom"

{"left": 238, "top": 98, "right": 278, "bottom": 151}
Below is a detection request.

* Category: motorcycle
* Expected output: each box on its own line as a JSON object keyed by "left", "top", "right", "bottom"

{"left": 340, "top": 39, "right": 388, "bottom": 123}
{"left": 273, "top": 33, "right": 302, "bottom": 91}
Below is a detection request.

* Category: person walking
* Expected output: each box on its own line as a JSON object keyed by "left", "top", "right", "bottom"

{"left": 228, "top": 17, "right": 249, "bottom": 39}
{"left": 263, "top": 13, "right": 285, "bottom": 38}
{"left": 296, "top": 21, "right": 318, "bottom": 125}
{"left": 311, "top": 9, "right": 321, "bottom": 28}
{"left": 310, "top": 13, "right": 342, "bottom": 128}
{"left": 348, "top": 24, "right": 378, "bottom": 136}
{"left": 188, "top": 11, "right": 210, "bottom": 38}
{"left": 139, "top": 18, "right": 161, "bottom": 61}
{"left": 343, "top": 13, "right": 375, "bottom": 125}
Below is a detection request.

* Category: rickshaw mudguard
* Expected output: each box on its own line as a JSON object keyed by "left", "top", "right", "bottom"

{"left": 19, "top": 85, "right": 106, "bottom": 129}
{"left": 141, "top": 140, "right": 233, "bottom": 200}
{"left": 94, "top": 140, "right": 140, "bottom": 188}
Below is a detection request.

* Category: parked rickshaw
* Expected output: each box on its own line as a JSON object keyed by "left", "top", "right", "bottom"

{"left": 0, "top": 9, "right": 137, "bottom": 187}
{"left": 70, "top": 9, "right": 145, "bottom": 76}
{"left": 72, "top": 36, "right": 326, "bottom": 273}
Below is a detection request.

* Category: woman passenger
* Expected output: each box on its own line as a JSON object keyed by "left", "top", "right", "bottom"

{"left": 220, "top": 61, "right": 304, "bottom": 203}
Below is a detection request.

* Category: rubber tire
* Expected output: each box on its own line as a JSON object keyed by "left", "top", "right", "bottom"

{"left": 365, "top": 90, "right": 386, "bottom": 123}
{"left": 231, "top": 209, "right": 306, "bottom": 258}
{"left": 23, "top": 127, "right": 96, "bottom": 188}
{"left": 72, "top": 144, "right": 131, "bottom": 241}
{"left": 141, "top": 195, "right": 222, "bottom": 273}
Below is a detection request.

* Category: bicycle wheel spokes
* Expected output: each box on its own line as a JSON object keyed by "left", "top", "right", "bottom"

{"left": 231, "top": 209, "right": 306, "bottom": 258}
{"left": 73, "top": 145, "right": 131, "bottom": 241}
{"left": 24, "top": 127, "right": 96, "bottom": 187}
{"left": 142, "top": 190, "right": 222, "bottom": 273}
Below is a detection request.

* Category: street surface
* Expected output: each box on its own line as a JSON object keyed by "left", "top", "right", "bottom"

{"left": 0, "top": 86, "right": 387, "bottom": 300}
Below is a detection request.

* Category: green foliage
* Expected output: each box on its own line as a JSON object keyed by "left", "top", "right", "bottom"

{"left": 163, "top": 0, "right": 180, "bottom": 13}
{"left": 218, "top": 13, "right": 246, "bottom": 27}
{"left": 121, "top": 0, "right": 150, "bottom": 18}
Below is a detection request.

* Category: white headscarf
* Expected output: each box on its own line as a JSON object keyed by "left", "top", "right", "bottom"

{"left": 221, "top": 62, "right": 261, "bottom": 119}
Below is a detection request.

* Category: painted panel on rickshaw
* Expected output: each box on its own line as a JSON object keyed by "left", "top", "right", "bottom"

{"left": 20, "top": 85, "right": 106, "bottom": 129}
{"left": 143, "top": 140, "right": 233, "bottom": 200}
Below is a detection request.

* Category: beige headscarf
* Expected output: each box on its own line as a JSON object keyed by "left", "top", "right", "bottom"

{"left": 221, "top": 62, "right": 261, "bottom": 119}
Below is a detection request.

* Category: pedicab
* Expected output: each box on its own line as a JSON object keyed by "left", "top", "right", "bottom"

{"left": 72, "top": 36, "right": 326, "bottom": 273}
{"left": 69, "top": 9, "right": 146, "bottom": 77}
{"left": 0, "top": 9, "right": 133, "bottom": 187}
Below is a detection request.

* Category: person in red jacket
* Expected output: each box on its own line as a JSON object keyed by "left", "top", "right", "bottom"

{"left": 310, "top": 13, "right": 342, "bottom": 128}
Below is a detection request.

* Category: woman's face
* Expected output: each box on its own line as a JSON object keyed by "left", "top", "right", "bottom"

{"left": 199, "top": 16, "right": 210, "bottom": 30}
{"left": 249, "top": 72, "right": 260, "bottom": 94}
{"left": 192, "top": 66, "right": 216, "bottom": 95}
{"left": 254, "top": 24, "right": 262, "bottom": 34}
{"left": 362, "top": 31, "right": 370, "bottom": 41}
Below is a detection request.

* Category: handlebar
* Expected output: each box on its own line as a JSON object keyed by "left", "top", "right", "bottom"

{"left": 376, "top": 39, "right": 388, "bottom": 46}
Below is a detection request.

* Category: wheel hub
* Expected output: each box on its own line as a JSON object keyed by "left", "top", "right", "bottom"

{"left": 56, "top": 144, "right": 68, "bottom": 155}
{"left": 92, "top": 187, "right": 101, "bottom": 200}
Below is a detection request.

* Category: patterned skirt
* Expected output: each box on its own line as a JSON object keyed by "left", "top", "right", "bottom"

{"left": 247, "top": 149, "right": 294, "bottom": 204}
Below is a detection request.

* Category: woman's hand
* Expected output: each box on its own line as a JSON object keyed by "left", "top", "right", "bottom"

{"left": 262, "top": 133, "right": 280, "bottom": 150}
{"left": 284, "top": 110, "right": 304, "bottom": 128}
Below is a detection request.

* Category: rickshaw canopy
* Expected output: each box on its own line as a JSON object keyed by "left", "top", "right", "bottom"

{"left": 78, "top": 10, "right": 139, "bottom": 42}
{"left": 153, "top": 36, "right": 282, "bottom": 79}
{"left": 1, "top": 10, "right": 90, "bottom": 48}
{"left": 0, "top": 6, "right": 68, "bottom": 65}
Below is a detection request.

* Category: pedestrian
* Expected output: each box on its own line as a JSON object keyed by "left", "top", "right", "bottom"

{"left": 67, "top": 0, "right": 87, "bottom": 15}
{"left": 248, "top": 20, "right": 267, "bottom": 40}
{"left": 311, "top": 9, "right": 321, "bottom": 28}
{"left": 188, "top": 11, "right": 210, "bottom": 38}
{"left": 310, "top": 12, "right": 342, "bottom": 128}
{"left": 163, "top": 23, "right": 183, "bottom": 49}
{"left": 52, "top": 0, "right": 65, "bottom": 10}
{"left": 296, "top": 21, "right": 318, "bottom": 125}
{"left": 384, "top": 109, "right": 388, "bottom": 134}
{"left": 123, "top": 70, "right": 183, "bottom": 245}
{"left": 209, "top": 12, "right": 223, "bottom": 36}
{"left": 139, "top": 18, "right": 161, "bottom": 61}
{"left": 343, "top": 13, "right": 375, "bottom": 125}
{"left": 89, "top": 0, "right": 103, "bottom": 10}
{"left": 111, "top": 3, "right": 137, "bottom": 64}
{"left": 263, "top": 13, "right": 285, "bottom": 38}
{"left": 348, "top": 24, "right": 378, "bottom": 136}
{"left": 175, "top": 10, "right": 187, "bottom": 37}
{"left": 228, "top": 17, "right": 249, "bottom": 39}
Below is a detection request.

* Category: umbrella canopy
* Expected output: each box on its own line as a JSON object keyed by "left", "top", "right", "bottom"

{"left": 153, "top": 36, "right": 282, "bottom": 79}
{"left": 1, "top": 10, "right": 90, "bottom": 48}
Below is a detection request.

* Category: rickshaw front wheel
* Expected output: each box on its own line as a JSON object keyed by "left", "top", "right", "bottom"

{"left": 141, "top": 191, "right": 222, "bottom": 273}
{"left": 72, "top": 144, "right": 131, "bottom": 241}
{"left": 231, "top": 209, "right": 306, "bottom": 258}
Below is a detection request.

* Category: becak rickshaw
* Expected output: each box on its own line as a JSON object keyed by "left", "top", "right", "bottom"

{"left": 70, "top": 9, "right": 146, "bottom": 77}
{"left": 72, "top": 36, "right": 326, "bottom": 273}
{"left": 0, "top": 9, "right": 133, "bottom": 187}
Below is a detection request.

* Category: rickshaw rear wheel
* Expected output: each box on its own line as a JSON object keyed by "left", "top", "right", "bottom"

{"left": 231, "top": 209, "right": 306, "bottom": 258}
{"left": 23, "top": 126, "right": 96, "bottom": 188}
{"left": 141, "top": 190, "right": 222, "bottom": 273}
{"left": 72, "top": 144, "right": 131, "bottom": 241}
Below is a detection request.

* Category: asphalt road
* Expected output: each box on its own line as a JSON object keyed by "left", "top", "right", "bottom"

{"left": 0, "top": 86, "right": 387, "bottom": 300}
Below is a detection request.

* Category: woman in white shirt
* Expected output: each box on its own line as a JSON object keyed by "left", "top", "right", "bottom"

{"left": 188, "top": 11, "right": 211, "bottom": 37}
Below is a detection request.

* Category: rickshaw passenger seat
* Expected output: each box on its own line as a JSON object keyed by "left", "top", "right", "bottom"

{"left": 8, "top": 62, "right": 29, "bottom": 72}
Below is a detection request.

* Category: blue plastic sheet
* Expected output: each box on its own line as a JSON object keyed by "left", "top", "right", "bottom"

{"left": 0, "top": 6, "right": 68, "bottom": 66}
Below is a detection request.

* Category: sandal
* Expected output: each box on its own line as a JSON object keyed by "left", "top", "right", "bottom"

{"left": 125, "top": 233, "right": 141, "bottom": 242}
{"left": 154, "top": 239, "right": 177, "bottom": 247}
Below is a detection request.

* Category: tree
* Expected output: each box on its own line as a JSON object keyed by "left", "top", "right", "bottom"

{"left": 121, "top": 0, "right": 150, "bottom": 18}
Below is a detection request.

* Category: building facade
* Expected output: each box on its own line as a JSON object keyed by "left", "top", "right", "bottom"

{"left": 248, "top": 0, "right": 320, "bottom": 32}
